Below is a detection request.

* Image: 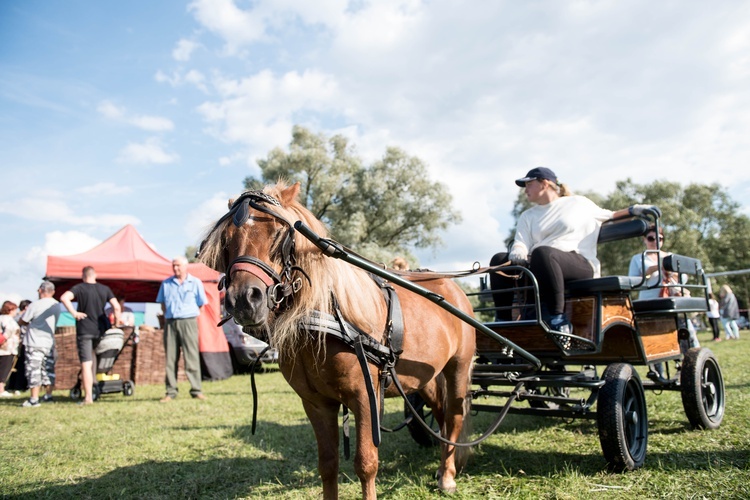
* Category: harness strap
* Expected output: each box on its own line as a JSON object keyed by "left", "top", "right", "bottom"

{"left": 300, "top": 310, "right": 393, "bottom": 364}
{"left": 354, "top": 335, "right": 381, "bottom": 447}
{"left": 370, "top": 274, "right": 404, "bottom": 357}
{"left": 229, "top": 259, "right": 280, "bottom": 288}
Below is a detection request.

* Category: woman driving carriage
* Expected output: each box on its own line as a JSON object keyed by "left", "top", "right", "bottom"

{"left": 489, "top": 166, "right": 658, "bottom": 334}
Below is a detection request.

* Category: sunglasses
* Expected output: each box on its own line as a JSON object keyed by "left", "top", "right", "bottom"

{"left": 646, "top": 235, "right": 664, "bottom": 242}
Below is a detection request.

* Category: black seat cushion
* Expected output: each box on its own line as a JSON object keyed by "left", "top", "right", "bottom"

{"left": 567, "top": 275, "right": 644, "bottom": 294}
{"left": 632, "top": 297, "right": 708, "bottom": 313}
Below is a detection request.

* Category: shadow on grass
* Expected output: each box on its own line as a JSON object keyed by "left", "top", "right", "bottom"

{"left": 4, "top": 419, "right": 447, "bottom": 499}
{"left": 4, "top": 456, "right": 296, "bottom": 499}
{"left": 467, "top": 442, "right": 750, "bottom": 477}
{"left": 6, "top": 408, "right": 746, "bottom": 499}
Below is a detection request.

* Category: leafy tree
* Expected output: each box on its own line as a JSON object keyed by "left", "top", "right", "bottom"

{"left": 184, "top": 246, "right": 199, "bottom": 263}
{"left": 245, "top": 126, "right": 461, "bottom": 265}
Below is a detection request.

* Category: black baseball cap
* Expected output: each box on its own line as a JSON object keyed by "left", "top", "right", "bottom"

{"left": 515, "top": 166, "right": 558, "bottom": 187}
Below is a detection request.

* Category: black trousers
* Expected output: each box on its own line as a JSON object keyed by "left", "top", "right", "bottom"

{"left": 709, "top": 317, "right": 721, "bottom": 340}
{"left": 490, "top": 246, "right": 593, "bottom": 319}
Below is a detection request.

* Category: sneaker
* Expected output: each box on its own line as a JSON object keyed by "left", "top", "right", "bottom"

{"left": 41, "top": 394, "right": 54, "bottom": 403}
{"left": 549, "top": 314, "right": 573, "bottom": 335}
{"left": 0, "top": 391, "right": 12, "bottom": 398}
{"left": 22, "top": 399, "right": 41, "bottom": 408}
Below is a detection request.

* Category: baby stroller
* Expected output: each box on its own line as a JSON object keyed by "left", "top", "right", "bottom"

{"left": 69, "top": 327, "right": 138, "bottom": 401}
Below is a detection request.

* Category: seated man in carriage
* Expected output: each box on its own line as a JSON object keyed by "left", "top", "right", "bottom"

{"left": 488, "top": 166, "right": 658, "bottom": 334}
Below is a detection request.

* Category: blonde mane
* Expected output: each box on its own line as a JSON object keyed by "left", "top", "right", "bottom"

{"left": 199, "top": 181, "right": 386, "bottom": 357}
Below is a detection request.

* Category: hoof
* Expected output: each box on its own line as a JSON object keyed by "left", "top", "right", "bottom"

{"left": 438, "top": 478, "right": 457, "bottom": 494}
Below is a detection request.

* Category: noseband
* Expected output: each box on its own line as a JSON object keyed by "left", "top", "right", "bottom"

{"left": 199, "top": 190, "right": 307, "bottom": 315}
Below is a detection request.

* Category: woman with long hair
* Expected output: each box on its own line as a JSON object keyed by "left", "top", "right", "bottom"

{"left": 719, "top": 284, "right": 741, "bottom": 340}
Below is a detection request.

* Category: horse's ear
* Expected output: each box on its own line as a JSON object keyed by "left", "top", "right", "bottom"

{"left": 227, "top": 197, "right": 235, "bottom": 209}
{"left": 280, "top": 182, "right": 301, "bottom": 205}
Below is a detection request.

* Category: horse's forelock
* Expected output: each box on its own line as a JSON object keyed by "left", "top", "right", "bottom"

{"left": 198, "top": 217, "right": 232, "bottom": 272}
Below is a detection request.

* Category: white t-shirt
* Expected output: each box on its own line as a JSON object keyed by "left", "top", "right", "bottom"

{"left": 708, "top": 298, "right": 720, "bottom": 319}
{"left": 628, "top": 252, "right": 661, "bottom": 299}
{"left": 510, "top": 195, "right": 613, "bottom": 277}
{"left": 20, "top": 297, "right": 61, "bottom": 350}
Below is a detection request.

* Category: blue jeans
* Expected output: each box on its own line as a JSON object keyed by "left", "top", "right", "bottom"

{"left": 721, "top": 318, "right": 740, "bottom": 339}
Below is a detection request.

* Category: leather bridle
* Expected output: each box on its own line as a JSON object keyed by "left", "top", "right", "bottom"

{"left": 198, "top": 191, "right": 308, "bottom": 316}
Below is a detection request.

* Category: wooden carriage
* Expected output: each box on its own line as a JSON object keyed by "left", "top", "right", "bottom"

{"left": 446, "top": 214, "right": 724, "bottom": 471}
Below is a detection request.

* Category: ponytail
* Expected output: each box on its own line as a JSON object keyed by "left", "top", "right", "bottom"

{"left": 558, "top": 182, "right": 572, "bottom": 197}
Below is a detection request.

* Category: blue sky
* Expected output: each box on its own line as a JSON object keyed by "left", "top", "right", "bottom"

{"left": 2, "top": 0, "right": 750, "bottom": 304}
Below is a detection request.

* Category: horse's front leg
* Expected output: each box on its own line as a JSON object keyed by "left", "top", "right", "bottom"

{"left": 437, "top": 357, "right": 473, "bottom": 494}
{"left": 301, "top": 398, "right": 341, "bottom": 500}
{"left": 351, "top": 396, "right": 380, "bottom": 500}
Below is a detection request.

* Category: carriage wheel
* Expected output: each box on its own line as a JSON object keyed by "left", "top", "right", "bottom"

{"left": 69, "top": 385, "right": 82, "bottom": 401}
{"left": 404, "top": 393, "right": 439, "bottom": 447}
{"left": 680, "top": 348, "right": 725, "bottom": 430}
{"left": 123, "top": 381, "right": 135, "bottom": 397}
{"left": 597, "top": 363, "right": 648, "bottom": 471}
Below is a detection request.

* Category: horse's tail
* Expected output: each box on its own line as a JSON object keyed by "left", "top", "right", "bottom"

{"left": 454, "top": 362, "right": 474, "bottom": 472}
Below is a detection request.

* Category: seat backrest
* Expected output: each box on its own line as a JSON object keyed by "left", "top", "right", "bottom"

{"left": 663, "top": 253, "right": 702, "bottom": 274}
{"left": 597, "top": 217, "right": 650, "bottom": 244}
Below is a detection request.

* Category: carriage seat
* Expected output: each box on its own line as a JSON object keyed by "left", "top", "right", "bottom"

{"left": 569, "top": 249, "right": 709, "bottom": 316}
{"left": 566, "top": 222, "right": 708, "bottom": 310}
{"left": 566, "top": 217, "right": 650, "bottom": 295}
{"left": 632, "top": 296, "right": 708, "bottom": 314}
{"left": 567, "top": 275, "right": 644, "bottom": 294}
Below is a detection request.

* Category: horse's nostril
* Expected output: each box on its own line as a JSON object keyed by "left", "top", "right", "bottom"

{"left": 249, "top": 286, "right": 264, "bottom": 304}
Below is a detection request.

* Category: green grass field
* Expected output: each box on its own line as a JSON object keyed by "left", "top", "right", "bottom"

{"left": 2, "top": 329, "right": 749, "bottom": 499}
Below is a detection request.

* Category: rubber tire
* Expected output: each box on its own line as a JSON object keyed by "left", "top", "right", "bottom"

{"left": 405, "top": 393, "right": 439, "bottom": 447}
{"left": 69, "top": 385, "right": 82, "bottom": 401}
{"left": 91, "top": 384, "right": 100, "bottom": 401}
{"left": 597, "top": 363, "right": 648, "bottom": 471}
{"left": 123, "top": 381, "right": 135, "bottom": 397}
{"left": 680, "top": 347, "right": 725, "bottom": 430}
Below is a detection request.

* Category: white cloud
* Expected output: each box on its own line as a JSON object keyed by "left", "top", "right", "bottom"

{"left": 0, "top": 194, "right": 141, "bottom": 229}
{"left": 97, "top": 100, "right": 125, "bottom": 119}
{"left": 155, "top": 69, "right": 208, "bottom": 93}
{"left": 76, "top": 183, "right": 132, "bottom": 196}
{"left": 173, "top": 38, "right": 200, "bottom": 61}
{"left": 185, "top": 191, "right": 234, "bottom": 243}
{"left": 155, "top": 70, "right": 181, "bottom": 86}
{"left": 40, "top": 230, "right": 102, "bottom": 256}
{"left": 188, "top": 0, "right": 268, "bottom": 54}
{"left": 129, "top": 115, "right": 174, "bottom": 132}
{"left": 196, "top": 69, "right": 339, "bottom": 147}
{"left": 97, "top": 99, "right": 174, "bottom": 131}
{"left": 0, "top": 230, "right": 103, "bottom": 301}
{"left": 117, "top": 137, "right": 179, "bottom": 164}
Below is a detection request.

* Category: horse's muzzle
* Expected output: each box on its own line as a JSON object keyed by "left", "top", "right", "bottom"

{"left": 224, "top": 279, "right": 271, "bottom": 328}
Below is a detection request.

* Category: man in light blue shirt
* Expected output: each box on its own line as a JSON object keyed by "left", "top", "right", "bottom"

{"left": 156, "top": 256, "right": 207, "bottom": 402}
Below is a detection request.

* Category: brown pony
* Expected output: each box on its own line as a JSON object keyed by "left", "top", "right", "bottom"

{"left": 199, "top": 181, "right": 475, "bottom": 499}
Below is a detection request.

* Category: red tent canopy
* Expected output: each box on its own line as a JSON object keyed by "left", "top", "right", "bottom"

{"left": 45, "top": 224, "right": 232, "bottom": 380}
{"left": 46, "top": 225, "right": 175, "bottom": 301}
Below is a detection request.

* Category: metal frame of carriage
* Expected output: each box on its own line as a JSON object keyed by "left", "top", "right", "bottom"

{"left": 296, "top": 208, "right": 726, "bottom": 472}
